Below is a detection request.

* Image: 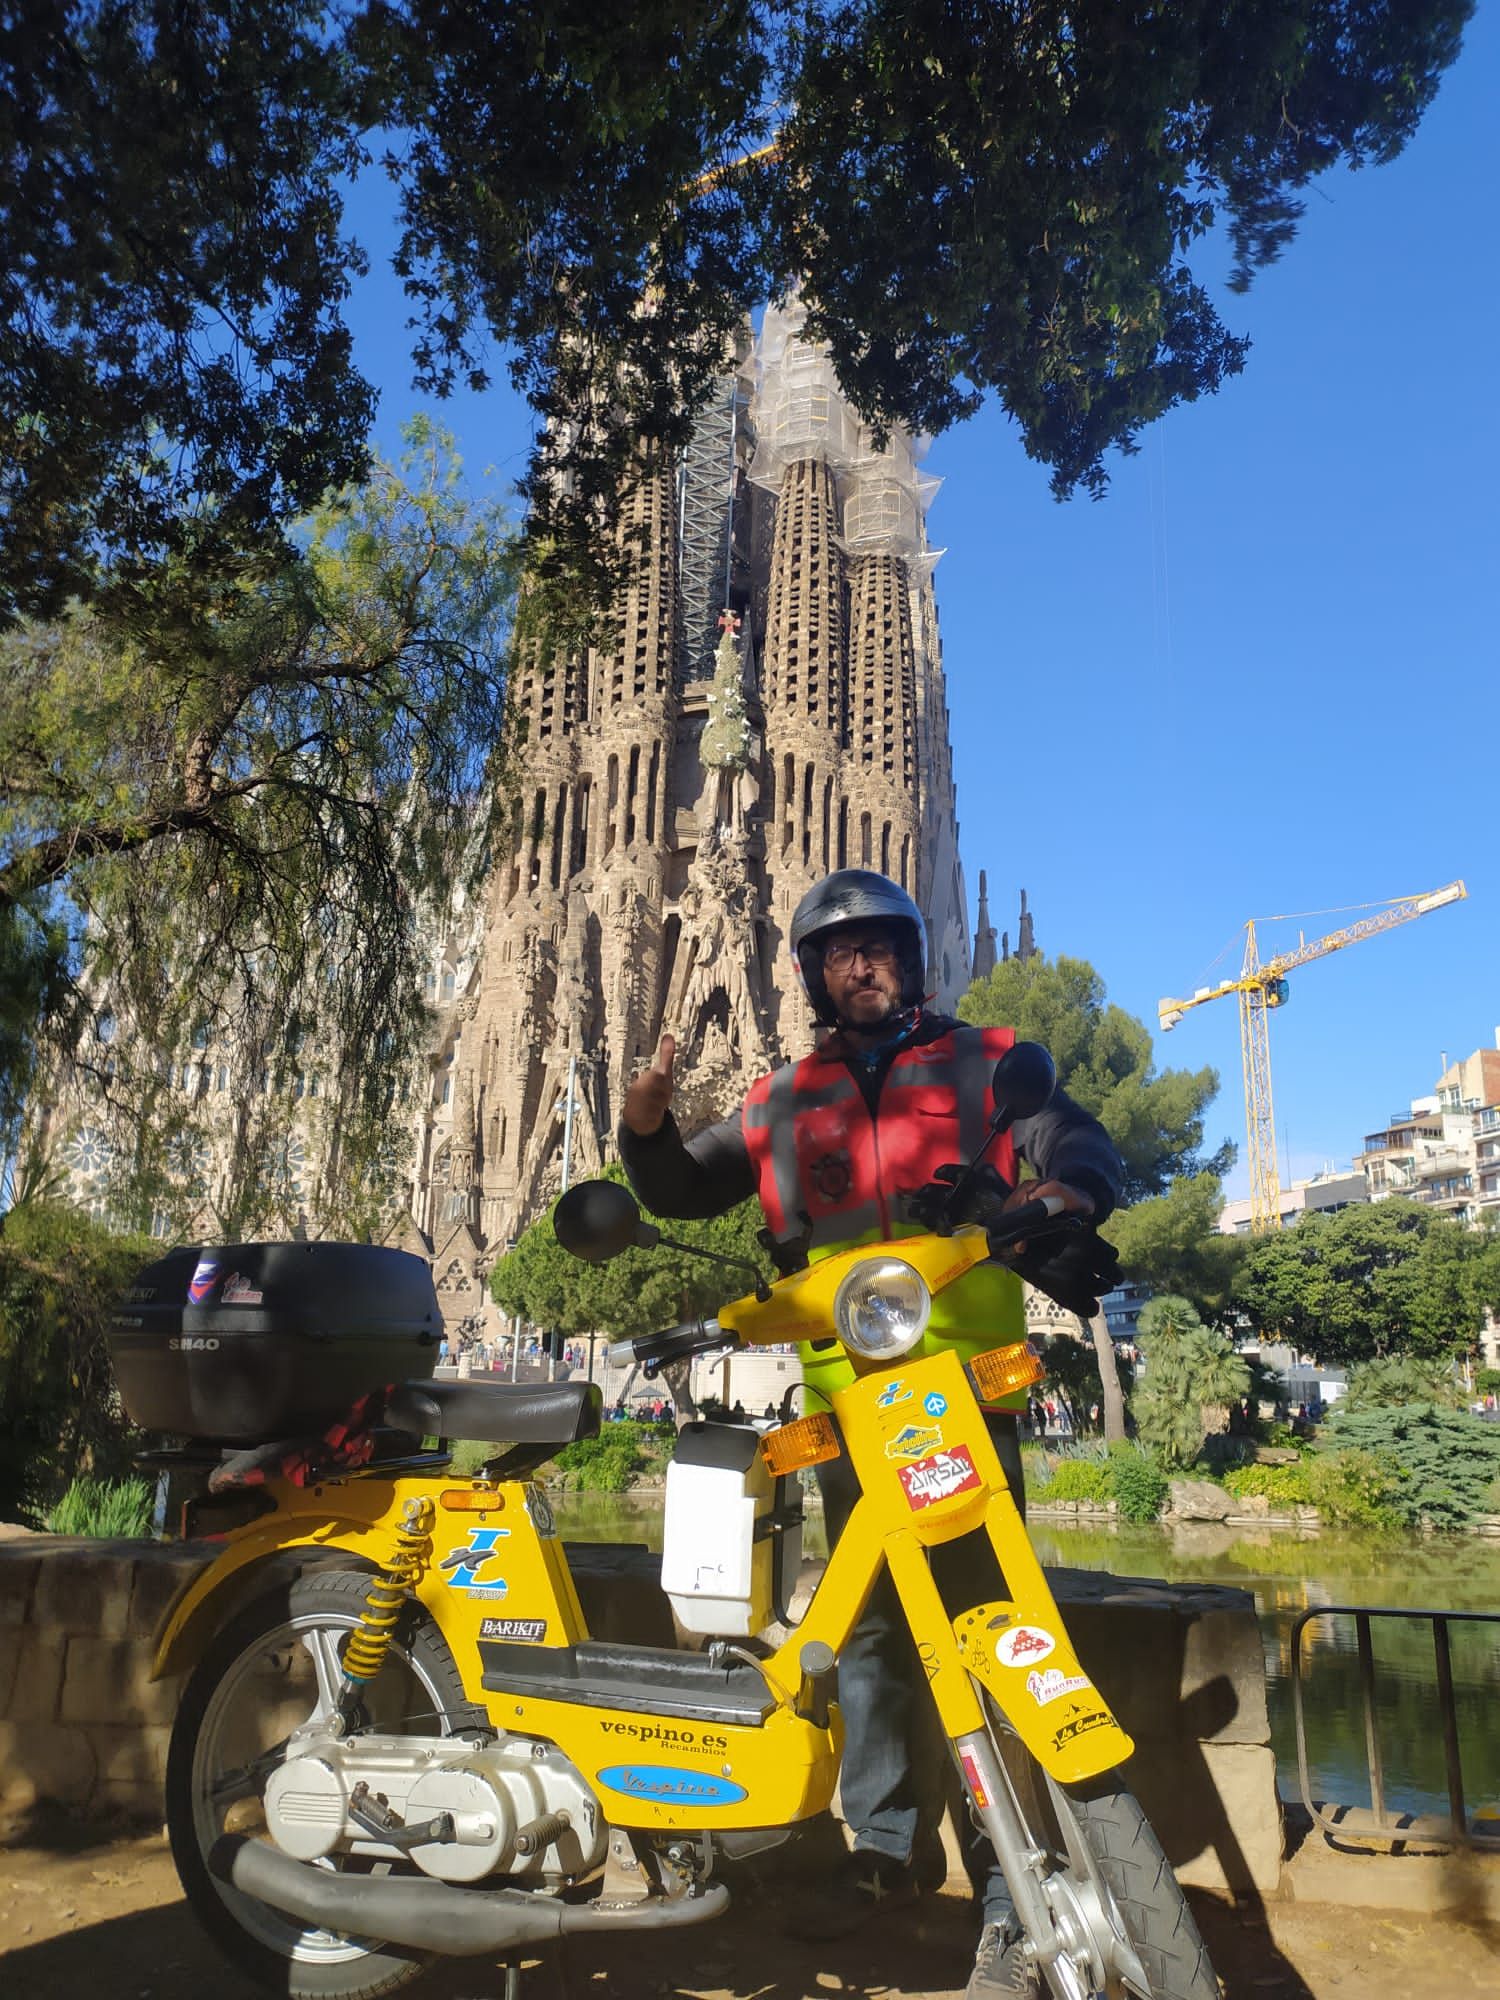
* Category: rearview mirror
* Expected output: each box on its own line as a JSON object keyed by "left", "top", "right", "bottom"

{"left": 553, "top": 1180, "right": 659, "bottom": 1263}
{"left": 991, "top": 1042, "right": 1056, "bottom": 1122}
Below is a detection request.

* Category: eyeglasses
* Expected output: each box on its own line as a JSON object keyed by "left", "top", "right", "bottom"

{"left": 822, "top": 939, "right": 900, "bottom": 973}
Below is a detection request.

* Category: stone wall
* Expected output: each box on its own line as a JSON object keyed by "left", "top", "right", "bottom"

{"left": 0, "top": 1532, "right": 1281, "bottom": 1900}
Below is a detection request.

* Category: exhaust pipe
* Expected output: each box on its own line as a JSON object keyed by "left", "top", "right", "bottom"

{"left": 209, "top": 1836, "right": 729, "bottom": 1956}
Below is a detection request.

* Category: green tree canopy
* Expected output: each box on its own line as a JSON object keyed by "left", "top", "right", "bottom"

{"left": 960, "top": 952, "right": 1228, "bottom": 1204}
{"left": 1233, "top": 1197, "right": 1499, "bottom": 1368}
{"left": 1106, "top": 1171, "right": 1245, "bottom": 1323}
{"left": 0, "top": 1, "right": 1472, "bottom": 620}
{"left": 492, "top": 1164, "right": 774, "bottom": 1343}
{"left": 4, "top": 425, "right": 518, "bottom": 1232}
{"left": 0, "top": 1196, "right": 154, "bottom": 1523}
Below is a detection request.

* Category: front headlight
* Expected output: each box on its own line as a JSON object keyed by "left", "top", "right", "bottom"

{"left": 833, "top": 1257, "right": 931, "bottom": 1361}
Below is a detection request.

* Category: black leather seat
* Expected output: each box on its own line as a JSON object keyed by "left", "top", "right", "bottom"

{"left": 386, "top": 1377, "right": 602, "bottom": 1447}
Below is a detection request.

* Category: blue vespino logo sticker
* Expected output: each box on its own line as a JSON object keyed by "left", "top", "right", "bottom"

{"left": 439, "top": 1526, "right": 511, "bottom": 1596}
{"left": 187, "top": 1257, "right": 220, "bottom": 1304}
{"left": 924, "top": 1391, "right": 948, "bottom": 1417}
{"left": 596, "top": 1765, "right": 747, "bottom": 1806}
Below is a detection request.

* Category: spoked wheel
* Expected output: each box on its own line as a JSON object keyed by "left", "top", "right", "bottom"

{"left": 990, "top": 1736, "right": 1220, "bottom": 2000}
{"left": 166, "top": 1568, "right": 487, "bottom": 1999}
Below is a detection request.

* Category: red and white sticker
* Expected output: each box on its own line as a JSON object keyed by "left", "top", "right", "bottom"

{"left": 897, "top": 1444, "right": 982, "bottom": 1511}
{"left": 1026, "top": 1665, "right": 1091, "bottom": 1707}
{"left": 960, "top": 1750, "right": 990, "bottom": 1809}
{"left": 996, "top": 1624, "right": 1056, "bottom": 1668}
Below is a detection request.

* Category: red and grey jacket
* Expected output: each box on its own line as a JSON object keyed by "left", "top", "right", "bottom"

{"left": 742, "top": 1024, "right": 1016, "bottom": 1253}
{"left": 742, "top": 1024, "right": 1030, "bottom": 1404}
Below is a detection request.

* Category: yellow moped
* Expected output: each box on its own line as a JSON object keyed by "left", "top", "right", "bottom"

{"left": 148, "top": 1051, "right": 1218, "bottom": 2000}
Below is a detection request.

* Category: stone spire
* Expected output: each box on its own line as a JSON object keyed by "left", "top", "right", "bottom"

{"left": 1017, "top": 888, "right": 1036, "bottom": 962}
{"left": 972, "top": 870, "right": 998, "bottom": 979}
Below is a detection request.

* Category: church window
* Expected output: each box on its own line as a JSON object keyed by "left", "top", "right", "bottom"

{"left": 645, "top": 742, "right": 660, "bottom": 845}
{"left": 860, "top": 812, "right": 872, "bottom": 866}
{"left": 626, "top": 745, "right": 640, "bottom": 844}
{"left": 550, "top": 785, "right": 567, "bottom": 889}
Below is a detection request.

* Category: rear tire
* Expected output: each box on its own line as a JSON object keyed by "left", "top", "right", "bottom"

{"left": 166, "top": 1567, "right": 487, "bottom": 1999}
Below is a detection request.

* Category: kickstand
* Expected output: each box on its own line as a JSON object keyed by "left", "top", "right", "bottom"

{"left": 498, "top": 1962, "right": 521, "bottom": 1999}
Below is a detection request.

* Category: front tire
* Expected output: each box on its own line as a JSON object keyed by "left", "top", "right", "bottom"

{"left": 166, "top": 1567, "right": 487, "bottom": 2000}
{"left": 986, "top": 1731, "right": 1218, "bottom": 2000}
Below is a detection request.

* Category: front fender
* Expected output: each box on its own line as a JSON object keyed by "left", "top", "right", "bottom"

{"left": 152, "top": 1512, "right": 390, "bottom": 1681}
{"left": 955, "top": 1604, "right": 1133, "bottom": 1785}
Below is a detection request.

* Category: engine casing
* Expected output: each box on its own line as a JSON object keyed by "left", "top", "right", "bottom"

{"left": 263, "top": 1731, "right": 603, "bottom": 1883}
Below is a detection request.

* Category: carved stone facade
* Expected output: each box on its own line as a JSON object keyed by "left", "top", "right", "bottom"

{"left": 415, "top": 308, "right": 973, "bottom": 1326}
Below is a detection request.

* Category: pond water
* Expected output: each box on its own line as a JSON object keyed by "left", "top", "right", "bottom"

{"left": 554, "top": 1492, "right": 1500, "bottom": 1828}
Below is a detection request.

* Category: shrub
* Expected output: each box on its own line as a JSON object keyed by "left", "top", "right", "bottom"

{"left": 554, "top": 1420, "right": 651, "bottom": 1491}
{"left": 1321, "top": 1403, "right": 1500, "bottom": 1530}
{"left": 1106, "top": 1443, "right": 1170, "bottom": 1523}
{"left": 47, "top": 1475, "right": 153, "bottom": 1538}
{"left": 1043, "top": 1459, "right": 1110, "bottom": 1503}
{"left": 1223, "top": 1461, "right": 1314, "bottom": 1506}
{"left": 1303, "top": 1448, "right": 1405, "bottom": 1530}
{"left": 1019, "top": 1443, "right": 1052, "bottom": 1491}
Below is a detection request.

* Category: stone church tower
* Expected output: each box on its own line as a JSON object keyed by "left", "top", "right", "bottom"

{"left": 416, "top": 308, "right": 972, "bottom": 1321}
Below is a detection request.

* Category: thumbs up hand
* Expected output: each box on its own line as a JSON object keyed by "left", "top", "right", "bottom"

{"left": 623, "top": 1034, "right": 677, "bottom": 1136}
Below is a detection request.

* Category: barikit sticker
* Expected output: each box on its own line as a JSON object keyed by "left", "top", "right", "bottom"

{"left": 960, "top": 1750, "right": 990, "bottom": 1809}
{"left": 996, "top": 1624, "right": 1056, "bottom": 1668}
{"left": 479, "top": 1616, "right": 547, "bottom": 1642}
{"left": 884, "top": 1422, "right": 944, "bottom": 1461}
{"left": 898, "top": 1444, "right": 982, "bottom": 1510}
{"left": 220, "top": 1272, "right": 264, "bottom": 1305}
{"left": 187, "top": 1258, "right": 220, "bottom": 1303}
{"left": 1027, "top": 1665, "right": 1091, "bottom": 1707}
{"left": 876, "top": 1379, "right": 912, "bottom": 1409}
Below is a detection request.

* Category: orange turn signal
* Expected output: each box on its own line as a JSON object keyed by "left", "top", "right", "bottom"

{"left": 439, "top": 1487, "right": 504, "bottom": 1511}
{"left": 760, "top": 1413, "right": 841, "bottom": 1477}
{"left": 967, "top": 1341, "right": 1045, "bottom": 1403}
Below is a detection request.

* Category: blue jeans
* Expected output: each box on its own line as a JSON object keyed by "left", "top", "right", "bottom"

{"left": 816, "top": 1409, "right": 1024, "bottom": 1927}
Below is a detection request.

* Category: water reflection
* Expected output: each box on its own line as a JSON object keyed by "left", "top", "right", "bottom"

{"left": 554, "top": 1493, "right": 1500, "bottom": 1825}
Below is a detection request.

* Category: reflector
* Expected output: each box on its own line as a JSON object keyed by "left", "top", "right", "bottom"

{"left": 439, "top": 1488, "right": 504, "bottom": 1511}
{"left": 760, "top": 1413, "right": 841, "bottom": 1477}
{"left": 967, "top": 1341, "right": 1045, "bottom": 1403}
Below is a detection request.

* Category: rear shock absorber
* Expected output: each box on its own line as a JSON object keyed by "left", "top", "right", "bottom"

{"left": 334, "top": 1495, "right": 434, "bottom": 1734}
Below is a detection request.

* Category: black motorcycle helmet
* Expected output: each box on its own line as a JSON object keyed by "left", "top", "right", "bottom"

{"left": 790, "top": 869, "right": 928, "bottom": 1028}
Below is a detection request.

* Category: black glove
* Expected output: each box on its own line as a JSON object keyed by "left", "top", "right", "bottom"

{"left": 1002, "top": 1230, "right": 1122, "bottom": 1320}
{"left": 903, "top": 1162, "right": 1013, "bottom": 1235}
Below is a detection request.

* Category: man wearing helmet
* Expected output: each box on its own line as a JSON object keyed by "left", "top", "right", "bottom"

{"left": 620, "top": 868, "right": 1123, "bottom": 1996}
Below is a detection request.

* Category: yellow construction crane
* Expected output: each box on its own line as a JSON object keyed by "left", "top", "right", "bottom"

{"left": 1158, "top": 880, "right": 1468, "bottom": 1233}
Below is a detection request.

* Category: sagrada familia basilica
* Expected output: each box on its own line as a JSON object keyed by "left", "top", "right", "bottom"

{"left": 50, "top": 306, "right": 1046, "bottom": 1338}
{"left": 413, "top": 307, "right": 987, "bottom": 1332}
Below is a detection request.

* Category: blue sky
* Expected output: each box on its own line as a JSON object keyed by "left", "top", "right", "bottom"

{"left": 344, "top": 14, "right": 1497, "bottom": 1197}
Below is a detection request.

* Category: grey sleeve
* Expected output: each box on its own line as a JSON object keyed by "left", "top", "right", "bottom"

{"left": 1011, "top": 1087, "right": 1125, "bottom": 1221}
{"left": 616, "top": 1110, "right": 756, "bottom": 1219}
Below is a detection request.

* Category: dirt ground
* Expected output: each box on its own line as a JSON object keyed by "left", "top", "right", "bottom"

{"left": 0, "top": 1821, "right": 1496, "bottom": 2000}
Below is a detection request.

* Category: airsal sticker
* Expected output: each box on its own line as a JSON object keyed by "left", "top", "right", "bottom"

{"left": 898, "top": 1444, "right": 981, "bottom": 1510}
{"left": 996, "top": 1624, "right": 1056, "bottom": 1668}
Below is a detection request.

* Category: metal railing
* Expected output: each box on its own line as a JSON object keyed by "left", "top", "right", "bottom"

{"left": 1291, "top": 1603, "right": 1500, "bottom": 1849}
